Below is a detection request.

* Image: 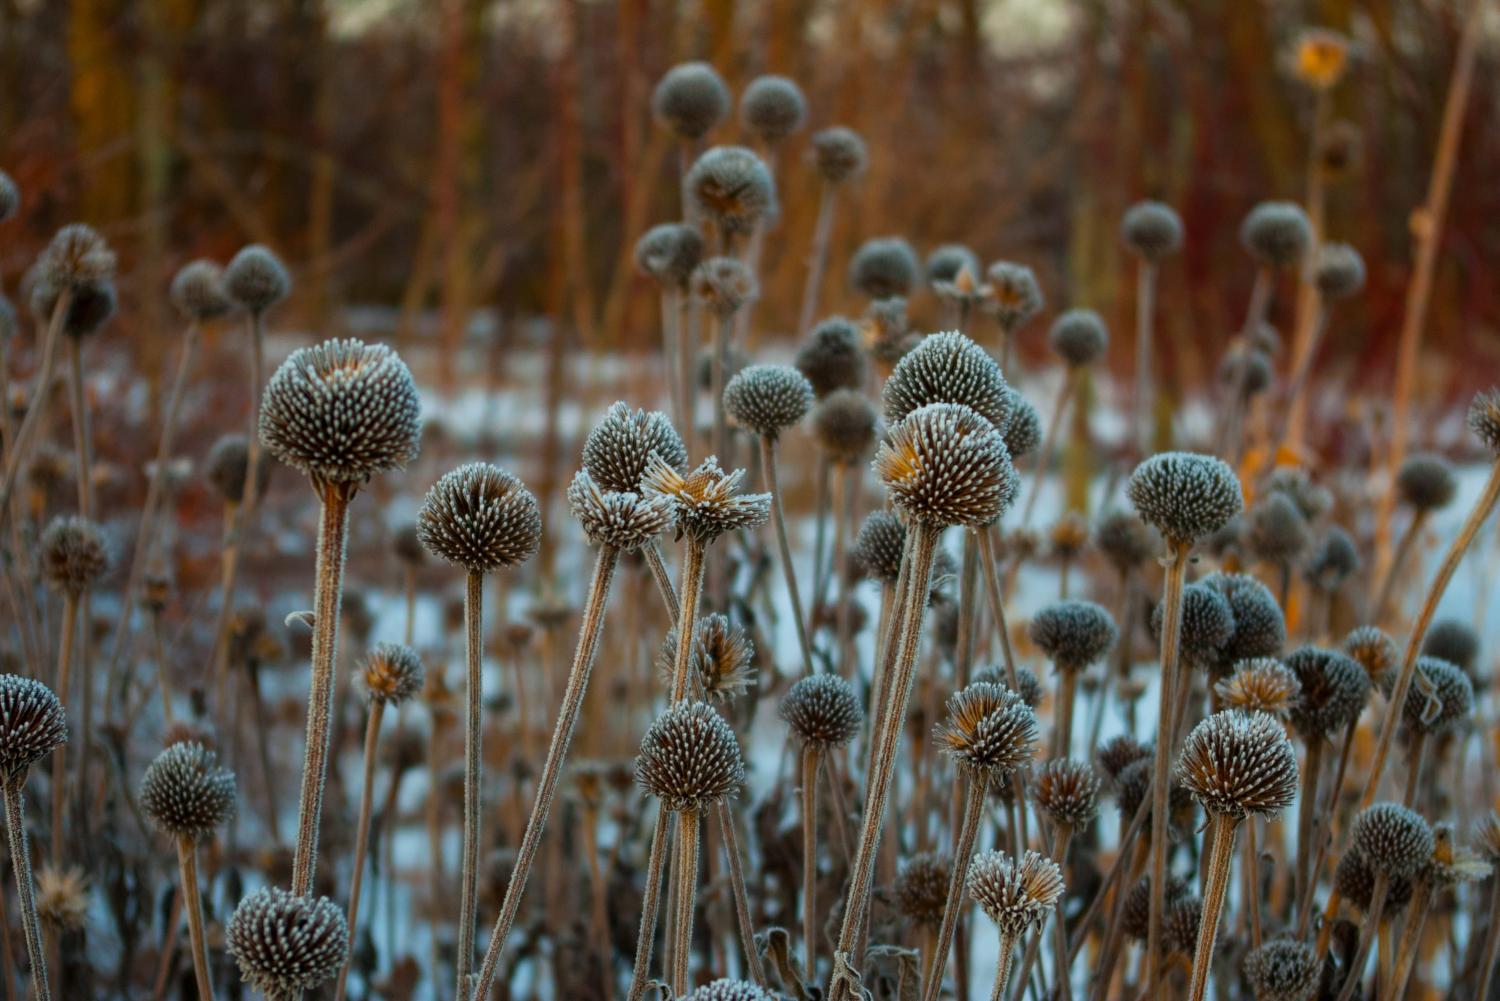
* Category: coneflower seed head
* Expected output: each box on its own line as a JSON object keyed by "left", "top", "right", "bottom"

{"left": 40, "top": 515, "right": 108, "bottom": 596}
{"left": 740, "top": 75, "right": 806, "bottom": 144}
{"left": 966, "top": 849, "right": 1065, "bottom": 940}
{"left": 139, "top": 741, "right": 237, "bottom": 841}
{"left": 417, "top": 462, "right": 541, "bottom": 572}
{"left": 224, "top": 244, "right": 291, "bottom": 313}
{"left": 882, "top": 330, "right": 1012, "bottom": 429}
{"left": 634, "top": 700, "right": 745, "bottom": 813}
{"left": 1420, "top": 619, "right": 1479, "bottom": 674}
{"left": 641, "top": 454, "right": 770, "bottom": 544}
{"left": 583, "top": 402, "right": 687, "bottom": 494}
{"left": 652, "top": 62, "right": 730, "bottom": 140}
{"left": 227, "top": 886, "right": 348, "bottom": 996}
{"left": 780, "top": 673, "right": 862, "bottom": 748}
{"left": 849, "top": 237, "right": 919, "bottom": 300}
{"left": 359, "top": 643, "right": 426, "bottom": 706}
{"left": 1029, "top": 601, "right": 1118, "bottom": 673}
{"left": 810, "top": 126, "right": 867, "bottom": 185}
{"left": 723, "top": 364, "right": 814, "bottom": 438}
{"left": 853, "top": 510, "right": 906, "bottom": 583}
{"left": 1240, "top": 202, "right": 1313, "bottom": 270}
{"left": 1215, "top": 658, "right": 1301, "bottom": 719}
{"left": 1350, "top": 802, "right": 1434, "bottom": 879}
{"left": 634, "top": 223, "right": 703, "bottom": 290}
{"left": 1396, "top": 453, "right": 1457, "bottom": 511}
{"left": 1243, "top": 937, "right": 1320, "bottom": 1001}
{"left": 170, "top": 260, "right": 235, "bottom": 321}
{"left": 933, "top": 681, "right": 1039, "bottom": 779}
{"left": 685, "top": 147, "right": 775, "bottom": 236}
{"left": 1176, "top": 710, "right": 1299, "bottom": 819}
{"left": 874, "top": 402, "right": 1016, "bottom": 529}
{"left": 1285, "top": 646, "right": 1370, "bottom": 740}
{"left": 1121, "top": 200, "right": 1184, "bottom": 261}
{"left": 986, "top": 261, "right": 1044, "bottom": 332}
{"left": 1126, "top": 452, "right": 1243, "bottom": 545}
{"left": 0, "top": 675, "right": 66, "bottom": 781}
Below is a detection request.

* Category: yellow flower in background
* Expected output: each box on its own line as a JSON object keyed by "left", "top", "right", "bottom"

{"left": 1294, "top": 29, "right": 1350, "bottom": 89}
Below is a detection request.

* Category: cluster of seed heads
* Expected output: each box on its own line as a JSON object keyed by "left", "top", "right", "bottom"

{"left": 874, "top": 402, "right": 1016, "bottom": 529}
{"left": 932, "top": 681, "right": 1039, "bottom": 779}
{"left": 641, "top": 454, "right": 770, "bottom": 544}
{"left": 139, "top": 742, "right": 237, "bottom": 841}
{"left": 567, "top": 470, "right": 675, "bottom": 550}
{"left": 358, "top": 643, "right": 426, "bottom": 705}
{"left": 780, "top": 673, "right": 862, "bottom": 749}
{"left": 634, "top": 701, "right": 745, "bottom": 813}
{"left": 1029, "top": 600, "right": 1118, "bottom": 673}
{"left": 723, "top": 363, "right": 814, "bottom": 438}
{"left": 417, "top": 462, "right": 542, "bottom": 572}
{"left": 40, "top": 515, "right": 108, "bottom": 596}
{"left": 882, "top": 330, "right": 1012, "bottom": 428}
{"left": 227, "top": 886, "right": 349, "bottom": 997}
{"left": 1177, "top": 710, "right": 1299, "bottom": 819}
{"left": 1285, "top": 646, "right": 1371, "bottom": 740}
{"left": 582, "top": 402, "right": 688, "bottom": 494}
{"left": 966, "top": 849, "right": 1065, "bottom": 939}
{"left": 849, "top": 237, "right": 919, "bottom": 299}
{"left": 0, "top": 675, "right": 67, "bottom": 781}
{"left": 1201, "top": 572, "right": 1288, "bottom": 670}
{"left": 1127, "top": 451, "right": 1243, "bottom": 545}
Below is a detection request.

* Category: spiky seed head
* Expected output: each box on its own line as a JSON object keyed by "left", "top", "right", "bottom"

{"left": 740, "top": 75, "right": 806, "bottom": 144}
{"left": 139, "top": 741, "right": 236, "bottom": 841}
{"left": 634, "top": 223, "right": 704, "bottom": 290}
{"left": 1048, "top": 309, "right": 1108, "bottom": 368}
{"left": 583, "top": 402, "right": 687, "bottom": 494}
{"left": 933, "top": 682, "right": 1039, "bottom": 779}
{"left": 810, "top": 125, "right": 867, "bottom": 184}
{"left": 1314, "top": 242, "right": 1365, "bottom": 300}
{"left": 780, "top": 673, "right": 862, "bottom": 748}
{"left": 1177, "top": 710, "right": 1298, "bottom": 819}
{"left": 1473, "top": 813, "right": 1500, "bottom": 861}
{"left": 1094, "top": 508, "right": 1158, "bottom": 573}
{"left": 1247, "top": 492, "right": 1311, "bottom": 566}
{"left": 224, "top": 244, "right": 291, "bottom": 313}
{"left": 358, "top": 643, "right": 426, "bottom": 706}
{"left": 926, "top": 244, "right": 981, "bottom": 286}
{"left": 1029, "top": 601, "right": 1118, "bottom": 673}
{"left": 1285, "top": 646, "right": 1370, "bottom": 740}
{"left": 39, "top": 515, "right": 108, "bottom": 597}
{"left": 1351, "top": 803, "right": 1434, "bottom": 879}
{"left": 567, "top": 470, "right": 675, "bottom": 550}
{"left": 1033, "top": 758, "right": 1101, "bottom": 830}
{"left": 170, "top": 260, "right": 235, "bottom": 321}
{"left": 656, "top": 614, "right": 756, "bottom": 704}
{"left": 1002, "top": 392, "right": 1042, "bottom": 460}
{"left": 1243, "top": 937, "right": 1319, "bottom": 1001}
{"left": 652, "top": 62, "right": 730, "bottom": 140}
{"left": 1122, "top": 875, "right": 1189, "bottom": 942}
{"left": 1216, "top": 658, "right": 1301, "bottom": 719}
{"left": 685, "top": 148, "right": 775, "bottom": 237}
{"left": 36, "top": 224, "right": 116, "bottom": 290}
{"left": 1293, "top": 28, "right": 1350, "bottom": 89}
{"left": 1333, "top": 850, "right": 1414, "bottom": 913}
{"left": 875, "top": 402, "right": 1017, "bottom": 529}
{"left": 1121, "top": 201, "right": 1184, "bottom": 261}
{"left": 724, "top": 364, "right": 814, "bottom": 439}
{"left": 205, "top": 433, "right": 268, "bottom": 505}
{"left": 1343, "top": 626, "right": 1398, "bottom": 693}
{"left": 1097, "top": 734, "right": 1153, "bottom": 782}
{"left": 1467, "top": 389, "right": 1500, "bottom": 454}
{"left": 0, "top": 171, "right": 17, "bottom": 222}
{"left": 882, "top": 330, "right": 1012, "bottom": 429}
{"left": 417, "top": 463, "right": 541, "bottom": 572}
{"left": 0, "top": 676, "right": 67, "bottom": 780}
{"left": 259, "top": 338, "right": 421, "bottom": 485}
{"left": 1420, "top": 619, "right": 1478, "bottom": 674}
{"left": 967, "top": 849, "right": 1065, "bottom": 940}
{"left": 806, "top": 390, "right": 876, "bottom": 467}
{"left": 849, "top": 237, "right": 919, "bottom": 300}
{"left": 1127, "top": 452, "right": 1243, "bottom": 546}
{"left": 986, "top": 261, "right": 1044, "bottom": 333}
{"left": 1402, "top": 656, "right": 1473, "bottom": 735}
{"left": 30, "top": 273, "right": 115, "bottom": 338}
{"left": 1114, "top": 758, "right": 1198, "bottom": 842}
{"left": 1395, "top": 453, "right": 1457, "bottom": 511}
{"left": 634, "top": 700, "right": 745, "bottom": 813}
{"left": 1165, "top": 895, "right": 1205, "bottom": 954}
{"left": 227, "top": 886, "right": 348, "bottom": 996}
{"left": 682, "top": 979, "right": 780, "bottom": 1001}
{"left": 968, "top": 663, "right": 1045, "bottom": 710}
{"left": 854, "top": 510, "right": 906, "bottom": 583}
{"left": 641, "top": 454, "right": 770, "bottom": 544}
{"left": 895, "top": 852, "right": 952, "bottom": 927}
{"left": 1241, "top": 202, "right": 1314, "bottom": 269}
{"left": 1305, "top": 526, "right": 1359, "bottom": 592}
{"left": 1151, "top": 582, "right": 1234, "bottom": 669}
{"left": 1201, "top": 572, "right": 1287, "bottom": 671}
{"left": 795, "top": 317, "right": 867, "bottom": 397}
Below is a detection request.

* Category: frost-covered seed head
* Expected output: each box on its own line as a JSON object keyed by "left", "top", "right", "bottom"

{"left": 933, "top": 682, "right": 1039, "bottom": 779}
{"left": 724, "top": 364, "right": 813, "bottom": 438}
{"left": 1402, "top": 656, "right": 1473, "bottom": 735}
{"left": 1201, "top": 572, "right": 1287, "bottom": 672}
{"left": 642, "top": 454, "right": 770, "bottom": 544}
{"left": 1029, "top": 601, "right": 1118, "bottom": 673}
{"left": 634, "top": 701, "right": 745, "bottom": 813}
{"left": 634, "top": 223, "right": 703, "bottom": 290}
{"left": 1285, "top": 646, "right": 1371, "bottom": 740}
{"left": 849, "top": 237, "right": 919, "bottom": 299}
{"left": 780, "top": 673, "right": 862, "bottom": 748}
{"left": 986, "top": 261, "right": 1044, "bottom": 333}
{"left": 417, "top": 463, "right": 541, "bottom": 572}
{"left": 1305, "top": 526, "right": 1359, "bottom": 592}
{"left": 205, "top": 434, "right": 267, "bottom": 506}
{"left": 1396, "top": 453, "right": 1457, "bottom": 511}
{"left": 1048, "top": 309, "right": 1108, "bottom": 368}
{"left": 358, "top": 643, "right": 426, "bottom": 706}
{"left": 1244, "top": 937, "right": 1320, "bottom": 1001}
{"left": 1002, "top": 391, "right": 1041, "bottom": 459}
{"left": 895, "top": 852, "right": 951, "bottom": 927}
{"left": 1121, "top": 201, "right": 1184, "bottom": 261}
{"left": 227, "top": 886, "right": 348, "bottom": 996}
{"left": 1033, "top": 758, "right": 1101, "bottom": 829}
{"left": 1094, "top": 508, "right": 1157, "bottom": 573}
{"left": 740, "top": 75, "right": 806, "bottom": 144}
{"left": 1467, "top": 389, "right": 1500, "bottom": 455}
{"left": 967, "top": 849, "right": 1065, "bottom": 940}
{"left": 656, "top": 614, "right": 756, "bottom": 704}
{"left": 1344, "top": 626, "right": 1398, "bottom": 693}
{"left": 1151, "top": 582, "right": 1234, "bottom": 669}
{"left": 685, "top": 147, "right": 775, "bottom": 237}
{"left": 1333, "top": 850, "right": 1414, "bottom": 913}
{"left": 1351, "top": 803, "right": 1434, "bottom": 880}
{"left": 691, "top": 256, "right": 758, "bottom": 315}
{"left": 0, "top": 676, "right": 67, "bottom": 780}
{"left": 139, "top": 742, "right": 236, "bottom": 841}
{"left": 874, "top": 402, "right": 1017, "bottom": 529}
{"left": 36, "top": 224, "right": 115, "bottom": 291}
{"left": 1048, "top": 512, "right": 1090, "bottom": 560}
{"left": 224, "top": 245, "right": 291, "bottom": 313}
{"left": 805, "top": 389, "right": 875, "bottom": 466}
{"left": 882, "top": 330, "right": 1012, "bottom": 429}
{"left": 1097, "top": 734, "right": 1153, "bottom": 782}
{"left": 1247, "top": 492, "right": 1311, "bottom": 566}
{"left": 796, "top": 317, "right": 867, "bottom": 397}
{"left": 1165, "top": 895, "right": 1205, "bottom": 954}
{"left": 652, "top": 62, "right": 730, "bottom": 140}
{"left": 567, "top": 470, "right": 675, "bottom": 550}
{"left": 1126, "top": 452, "right": 1243, "bottom": 545}
{"left": 682, "top": 980, "right": 780, "bottom": 1001}
{"left": 170, "top": 260, "right": 235, "bottom": 321}
{"left": 853, "top": 510, "right": 906, "bottom": 583}
{"left": 926, "top": 244, "right": 981, "bottom": 286}
{"left": 1177, "top": 710, "right": 1299, "bottom": 819}
{"left": 810, "top": 126, "right": 868, "bottom": 184}
{"left": 1240, "top": 202, "right": 1313, "bottom": 269}
{"left": 583, "top": 402, "right": 687, "bottom": 494}
{"left": 1419, "top": 619, "right": 1478, "bottom": 674}
{"left": 40, "top": 515, "right": 108, "bottom": 596}
{"left": 1215, "top": 658, "right": 1301, "bottom": 719}
{"left": 1315, "top": 242, "right": 1366, "bottom": 300}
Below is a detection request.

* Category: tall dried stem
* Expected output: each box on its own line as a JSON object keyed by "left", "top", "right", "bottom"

{"left": 4, "top": 777, "right": 50, "bottom": 1001}
{"left": 1371, "top": 509, "right": 1427, "bottom": 624}
{"left": 1019, "top": 367, "right": 1077, "bottom": 529}
{"left": 334, "top": 699, "right": 386, "bottom": 1001}
{"left": 1132, "top": 261, "right": 1159, "bottom": 456}
{"left": 627, "top": 811, "right": 672, "bottom": 1001}
{"left": 920, "top": 772, "right": 988, "bottom": 1001}
{"left": 457, "top": 568, "right": 485, "bottom": 994}
{"left": 0, "top": 290, "right": 72, "bottom": 519}
{"left": 1186, "top": 812, "right": 1241, "bottom": 1001}
{"left": 797, "top": 181, "right": 838, "bottom": 339}
{"left": 48, "top": 593, "right": 76, "bottom": 865}
{"left": 176, "top": 835, "right": 215, "bottom": 1001}
{"left": 760, "top": 435, "right": 814, "bottom": 676}
{"left": 1145, "top": 539, "right": 1190, "bottom": 992}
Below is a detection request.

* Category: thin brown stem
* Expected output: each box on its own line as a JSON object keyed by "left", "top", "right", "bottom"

{"left": 1146, "top": 539, "right": 1191, "bottom": 992}
{"left": 1371, "top": 509, "right": 1427, "bottom": 624}
{"left": 1296, "top": 738, "right": 1323, "bottom": 903}
{"left": 4, "top": 778, "right": 50, "bottom": 1001}
{"left": 176, "top": 835, "right": 215, "bottom": 1001}
{"left": 1387, "top": 877, "right": 1432, "bottom": 1001}
{"left": 1186, "top": 812, "right": 1241, "bottom": 1001}
{"left": 760, "top": 436, "right": 814, "bottom": 676}
{"left": 802, "top": 745, "right": 821, "bottom": 976}
{"left": 797, "top": 181, "right": 838, "bottom": 339}
{"left": 627, "top": 810, "right": 672, "bottom": 1001}
{"left": 1476, "top": 873, "right": 1500, "bottom": 999}
{"left": 49, "top": 594, "right": 76, "bottom": 865}
{"left": 1020, "top": 367, "right": 1077, "bottom": 529}
{"left": 0, "top": 290, "right": 71, "bottom": 520}
{"left": 457, "top": 569, "right": 485, "bottom": 994}
{"left": 670, "top": 809, "right": 702, "bottom": 996}
{"left": 670, "top": 541, "right": 708, "bottom": 703}
{"left": 988, "top": 933, "right": 1016, "bottom": 1001}
{"left": 334, "top": 699, "right": 386, "bottom": 1001}
{"left": 1132, "top": 262, "right": 1158, "bottom": 456}
{"left": 1333, "top": 875, "right": 1390, "bottom": 1001}
{"left": 714, "top": 799, "right": 766, "bottom": 985}
{"left": 921, "top": 773, "right": 989, "bottom": 1001}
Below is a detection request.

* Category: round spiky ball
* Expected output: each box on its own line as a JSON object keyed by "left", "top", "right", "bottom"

{"left": 810, "top": 126, "right": 867, "bottom": 184}
{"left": 0, "top": 675, "right": 67, "bottom": 781}
{"left": 1344, "top": 626, "right": 1398, "bottom": 693}
{"left": 224, "top": 245, "right": 290, "bottom": 313}
{"left": 634, "top": 223, "right": 703, "bottom": 290}
{"left": 740, "top": 75, "right": 806, "bottom": 144}
{"left": 1351, "top": 803, "right": 1434, "bottom": 880}
{"left": 1243, "top": 937, "right": 1319, "bottom": 1001}
{"left": 692, "top": 256, "right": 758, "bottom": 315}
{"left": 227, "top": 886, "right": 348, "bottom": 997}
{"left": 1314, "top": 242, "right": 1365, "bottom": 300}
{"left": 933, "top": 682, "right": 1039, "bottom": 780}
{"left": 642, "top": 455, "right": 770, "bottom": 544}
{"left": 1240, "top": 202, "right": 1313, "bottom": 269}
{"left": 1305, "top": 526, "right": 1359, "bottom": 592}
{"left": 652, "top": 62, "right": 730, "bottom": 140}
{"left": 1002, "top": 392, "right": 1042, "bottom": 460}
{"left": 1126, "top": 452, "right": 1243, "bottom": 546}
{"left": 1247, "top": 492, "right": 1311, "bottom": 566}
{"left": 1151, "top": 581, "right": 1234, "bottom": 668}
{"left": 1402, "top": 656, "right": 1473, "bottom": 735}
{"left": 358, "top": 643, "right": 426, "bottom": 706}
{"left": 882, "top": 330, "right": 1012, "bottom": 429}
{"left": 780, "top": 674, "right": 862, "bottom": 749}
{"left": 1121, "top": 201, "right": 1184, "bottom": 261}
{"left": 259, "top": 338, "right": 421, "bottom": 485}
{"left": 1048, "top": 309, "right": 1108, "bottom": 368}
{"left": 36, "top": 224, "right": 116, "bottom": 291}
{"left": 926, "top": 244, "right": 981, "bottom": 286}
{"left": 1029, "top": 601, "right": 1118, "bottom": 673}
{"left": 170, "top": 260, "right": 235, "bottom": 321}
{"left": 657, "top": 614, "right": 757, "bottom": 704}
{"left": 205, "top": 434, "right": 268, "bottom": 506}
{"left": 795, "top": 317, "right": 867, "bottom": 397}
{"left": 1201, "top": 572, "right": 1286, "bottom": 671}
{"left": 1034, "top": 758, "right": 1101, "bottom": 830}
{"left": 854, "top": 510, "right": 906, "bottom": 583}
{"left": 139, "top": 741, "right": 236, "bottom": 841}
{"left": 875, "top": 402, "right": 1016, "bottom": 529}
{"left": 1165, "top": 895, "right": 1205, "bottom": 955}
{"left": 1094, "top": 508, "right": 1157, "bottom": 573}
{"left": 417, "top": 462, "right": 541, "bottom": 572}
{"left": 1333, "top": 851, "right": 1414, "bottom": 913}
{"left": 40, "top": 515, "right": 108, "bottom": 597}
{"left": 1285, "top": 646, "right": 1370, "bottom": 741}
{"left": 1216, "top": 658, "right": 1301, "bottom": 719}
{"left": 1466, "top": 388, "right": 1500, "bottom": 455}
{"left": 966, "top": 849, "right": 1065, "bottom": 940}
{"left": 1177, "top": 710, "right": 1299, "bottom": 819}
{"left": 724, "top": 364, "right": 814, "bottom": 439}
{"left": 567, "top": 470, "right": 675, "bottom": 550}
{"left": 682, "top": 980, "right": 780, "bottom": 1001}
{"left": 1097, "top": 734, "right": 1153, "bottom": 783}
{"left": 986, "top": 261, "right": 1044, "bottom": 332}
{"left": 583, "top": 402, "right": 688, "bottom": 494}
{"left": 685, "top": 147, "right": 775, "bottom": 236}
{"left": 1419, "top": 619, "right": 1478, "bottom": 674}
{"left": 849, "top": 237, "right": 919, "bottom": 300}
{"left": 1396, "top": 453, "right": 1457, "bottom": 511}
{"left": 635, "top": 701, "right": 745, "bottom": 813}
{"left": 895, "top": 852, "right": 952, "bottom": 927}
{"left": 0, "top": 171, "right": 17, "bottom": 222}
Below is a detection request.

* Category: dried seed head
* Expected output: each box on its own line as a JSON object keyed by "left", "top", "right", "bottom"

{"left": 972, "top": 664, "right": 1045, "bottom": 709}
{"left": 583, "top": 402, "right": 687, "bottom": 494}
{"left": 1466, "top": 389, "right": 1500, "bottom": 455}
{"left": 259, "top": 338, "right": 421, "bottom": 485}
{"left": 0, "top": 171, "right": 17, "bottom": 222}
{"left": 682, "top": 979, "right": 780, "bottom": 1001}
{"left": 1216, "top": 658, "right": 1301, "bottom": 719}
{"left": 634, "top": 700, "right": 745, "bottom": 812}
{"left": 1241, "top": 202, "right": 1313, "bottom": 270}
{"left": 926, "top": 244, "right": 981, "bottom": 286}
{"left": 35, "top": 865, "right": 88, "bottom": 932}
{"left": 634, "top": 223, "right": 704, "bottom": 290}
{"left": 0, "top": 675, "right": 67, "bottom": 780}
{"left": 1029, "top": 600, "right": 1118, "bottom": 673}
{"left": 29, "top": 270, "right": 115, "bottom": 338}
{"left": 225, "top": 244, "right": 291, "bottom": 313}
{"left": 780, "top": 673, "right": 862, "bottom": 748}
{"left": 1048, "top": 309, "right": 1108, "bottom": 368}
{"left": 882, "top": 330, "right": 1012, "bottom": 430}
{"left": 849, "top": 237, "right": 919, "bottom": 300}
{"left": 740, "top": 75, "right": 806, "bottom": 144}
{"left": 874, "top": 402, "right": 1017, "bottom": 529}
{"left": 1305, "top": 526, "right": 1359, "bottom": 592}
{"left": 1395, "top": 453, "right": 1457, "bottom": 511}
{"left": 1264, "top": 466, "right": 1332, "bottom": 521}
{"left": 854, "top": 510, "right": 906, "bottom": 583}
{"left": 1200, "top": 572, "right": 1287, "bottom": 671}
{"left": 1094, "top": 508, "right": 1158, "bottom": 573}
{"left": 227, "top": 886, "right": 349, "bottom": 996}
{"left": 170, "top": 260, "right": 235, "bottom": 321}
{"left": 642, "top": 454, "right": 770, "bottom": 544}
{"left": 1097, "top": 734, "right": 1153, "bottom": 782}
{"left": 1127, "top": 452, "right": 1243, "bottom": 545}
{"left": 653, "top": 62, "right": 730, "bottom": 140}
{"left": 895, "top": 852, "right": 952, "bottom": 927}
{"left": 1243, "top": 937, "right": 1320, "bottom": 1001}
{"left": 358, "top": 643, "right": 426, "bottom": 706}
{"left": 205, "top": 433, "right": 268, "bottom": 506}
{"left": 37, "top": 224, "right": 116, "bottom": 290}
{"left": 1122, "top": 875, "right": 1189, "bottom": 942}
{"left": 795, "top": 317, "right": 867, "bottom": 397}
{"left": 1002, "top": 391, "right": 1042, "bottom": 460}
{"left": 810, "top": 126, "right": 868, "bottom": 185}
{"left": 1121, "top": 201, "right": 1184, "bottom": 261}
{"left": 933, "top": 681, "right": 1039, "bottom": 779}
{"left": 1419, "top": 619, "right": 1478, "bottom": 674}
{"left": 1402, "top": 656, "right": 1473, "bottom": 735}
{"left": 1285, "top": 646, "right": 1370, "bottom": 740}
{"left": 1351, "top": 802, "right": 1434, "bottom": 880}
{"left": 1314, "top": 242, "right": 1366, "bottom": 300}
{"left": 1165, "top": 895, "right": 1205, "bottom": 954}
{"left": 1343, "top": 626, "right": 1398, "bottom": 693}
{"left": 139, "top": 741, "right": 236, "bottom": 841}
{"left": 1114, "top": 758, "right": 1197, "bottom": 841}
{"left": 1048, "top": 512, "right": 1090, "bottom": 560}
{"left": 39, "top": 515, "right": 108, "bottom": 597}
{"left": 967, "top": 848, "right": 1065, "bottom": 940}
{"left": 1333, "top": 850, "right": 1414, "bottom": 913}
{"left": 1247, "top": 492, "right": 1311, "bottom": 566}
{"left": 657, "top": 613, "right": 757, "bottom": 704}
{"left": 986, "top": 261, "right": 1044, "bottom": 333}
{"left": 1033, "top": 758, "right": 1101, "bottom": 830}
{"left": 1424, "top": 823, "right": 1492, "bottom": 886}
{"left": 1151, "top": 582, "right": 1234, "bottom": 669}
{"left": 567, "top": 470, "right": 675, "bottom": 550}
{"left": 417, "top": 463, "right": 541, "bottom": 572}
{"left": 724, "top": 364, "right": 814, "bottom": 438}
{"left": 686, "top": 147, "right": 775, "bottom": 237}
{"left": 1177, "top": 710, "right": 1299, "bottom": 819}
{"left": 692, "top": 255, "right": 758, "bottom": 315}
